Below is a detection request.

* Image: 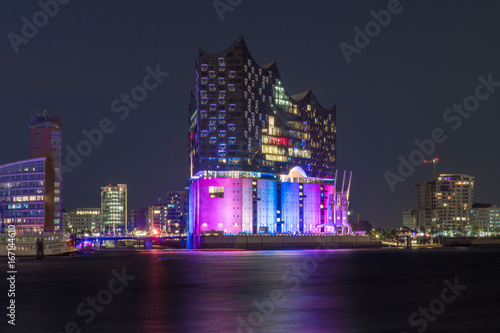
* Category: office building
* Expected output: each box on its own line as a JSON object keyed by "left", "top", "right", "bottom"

{"left": 63, "top": 208, "right": 101, "bottom": 234}
{"left": 0, "top": 157, "right": 54, "bottom": 233}
{"left": 402, "top": 209, "right": 417, "bottom": 231}
{"left": 188, "top": 36, "right": 349, "bottom": 235}
{"left": 101, "top": 184, "right": 127, "bottom": 235}
{"left": 30, "top": 111, "right": 63, "bottom": 231}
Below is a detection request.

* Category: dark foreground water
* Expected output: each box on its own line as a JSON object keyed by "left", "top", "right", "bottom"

{"left": 2, "top": 248, "right": 499, "bottom": 333}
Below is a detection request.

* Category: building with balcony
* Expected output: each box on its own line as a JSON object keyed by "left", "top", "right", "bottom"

{"left": 471, "top": 203, "right": 500, "bottom": 233}
{"left": 435, "top": 174, "right": 474, "bottom": 234}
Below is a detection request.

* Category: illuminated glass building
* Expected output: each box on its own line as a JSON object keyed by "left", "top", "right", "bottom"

{"left": 188, "top": 36, "right": 336, "bottom": 179}
{"left": 30, "top": 111, "right": 63, "bottom": 231}
{"left": 0, "top": 157, "right": 55, "bottom": 233}
{"left": 188, "top": 37, "right": 349, "bottom": 236}
{"left": 101, "top": 184, "right": 127, "bottom": 235}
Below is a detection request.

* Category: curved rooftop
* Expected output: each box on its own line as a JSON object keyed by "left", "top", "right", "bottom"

{"left": 200, "top": 35, "right": 334, "bottom": 111}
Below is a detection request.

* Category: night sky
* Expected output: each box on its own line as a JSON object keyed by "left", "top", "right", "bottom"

{"left": 1, "top": 0, "right": 499, "bottom": 228}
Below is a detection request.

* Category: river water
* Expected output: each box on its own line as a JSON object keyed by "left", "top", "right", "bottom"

{"left": 2, "top": 247, "right": 499, "bottom": 332}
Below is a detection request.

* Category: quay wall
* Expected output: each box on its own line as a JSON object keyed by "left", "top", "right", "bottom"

{"left": 189, "top": 235, "right": 381, "bottom": 250}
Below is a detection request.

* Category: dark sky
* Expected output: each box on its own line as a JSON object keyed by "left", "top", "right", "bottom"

{"left": 1, "top": 0, "right": 499, "bottom": 228}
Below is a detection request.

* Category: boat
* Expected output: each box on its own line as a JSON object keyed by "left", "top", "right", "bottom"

{"left": 0, "top": 232, "right": 78, "bottom": 257}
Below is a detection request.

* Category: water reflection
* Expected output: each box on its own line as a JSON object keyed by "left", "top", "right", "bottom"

{"left": 10, "top": 248, "right": 500, "bottom": 333}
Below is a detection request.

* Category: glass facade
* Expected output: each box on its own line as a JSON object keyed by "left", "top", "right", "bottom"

{"left": 0, "top": 157, "right": 53, "bottom": 233}
{"left": 188, "top": 37, "right": 349, "bottom": 236}
{"left": 101, "top": 184, "right": 127, "bottom": 235}
{"left": 189, "top": 36, "right": 336, "bottom": 179}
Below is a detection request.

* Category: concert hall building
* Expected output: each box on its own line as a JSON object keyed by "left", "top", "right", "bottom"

{"left": 188, "top": 36, "right": 351, "bottom": 235}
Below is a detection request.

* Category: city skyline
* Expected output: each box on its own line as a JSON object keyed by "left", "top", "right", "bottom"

{"left": 1, "top": 1, "right": 500, "bottom": 228}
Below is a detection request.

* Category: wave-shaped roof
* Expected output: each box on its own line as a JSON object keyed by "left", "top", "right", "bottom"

{"left": 200, "top": 36, "right": 335, "bottom": 111}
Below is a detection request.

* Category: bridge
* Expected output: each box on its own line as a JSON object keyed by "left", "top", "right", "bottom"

{"left": 75, "top": 235, "right": 187, "bottom": 249}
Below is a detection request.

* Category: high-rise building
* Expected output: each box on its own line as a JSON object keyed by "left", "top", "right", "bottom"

{"left": 0, "top": 157, "right": 55, "bottom": 233}
{"left": 101, "top": 184, "right": 127, "bottom": 235}
{"left": 435, "top": 174, "right": 474, "bottom": 234}
{"left": 416, "top": 181, "right": 436, "bottom": 233}
{"left": 63, "top": 208, "right": 101, "bottom": 234}
{"left": 162, "top": 190, "right": 188, "bottom": 234}
{"left": 188, "top": 37, "right": 349, "bottom": 236}
{"left": 402, "top": 209, "right": 417, "bottom": 231}
{"left": 471, "top": 203, "right": 500, "bottom": 233}
{"left": 188, "top": 36, "right": 336, "bottom": 179}
{"left": 30, "top": 111, "right": 63, "bottom": 231}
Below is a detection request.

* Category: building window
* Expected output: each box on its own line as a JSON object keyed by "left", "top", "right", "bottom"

{"left": 209, "top": 187, "right": 224, "bottom": 198}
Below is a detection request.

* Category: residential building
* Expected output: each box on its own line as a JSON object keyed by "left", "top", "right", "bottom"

{"left": 435, "top": 174, "right": 474, "bottom": 234}
{"left": 471, "top": 203, "right": 500, "bottom": 233}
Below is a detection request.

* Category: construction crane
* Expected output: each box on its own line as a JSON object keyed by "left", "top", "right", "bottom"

{"left": 424, "top": 158, "right": 439, "bottom": 181}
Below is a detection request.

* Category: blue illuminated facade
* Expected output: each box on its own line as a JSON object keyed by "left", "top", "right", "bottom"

{"left": 0, "top": 157, "right": 55, "bottom": 233}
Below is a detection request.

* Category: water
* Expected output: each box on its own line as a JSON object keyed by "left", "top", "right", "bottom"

{"left": 2, "top": 248, "right": 499, "bottom": 333}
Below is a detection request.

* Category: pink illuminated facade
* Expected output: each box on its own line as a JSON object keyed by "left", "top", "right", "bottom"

{"left": 188, "top": 167, "right": 352, "bottom": 235}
